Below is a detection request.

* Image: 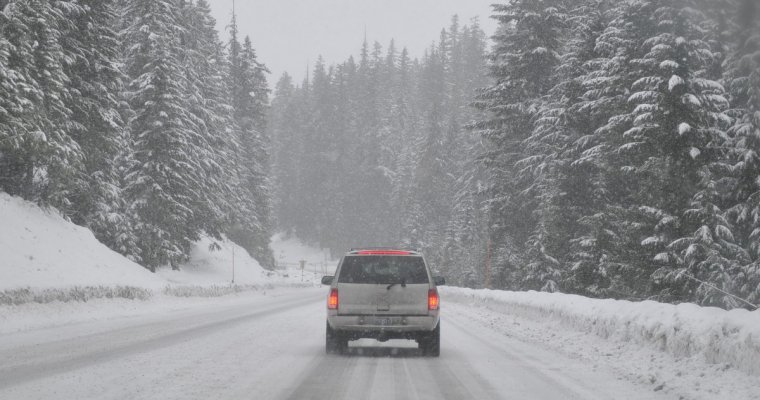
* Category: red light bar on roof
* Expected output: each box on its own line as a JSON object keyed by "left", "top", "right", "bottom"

{"left": 356, "top": 250, "right": 412, "bottom": 255}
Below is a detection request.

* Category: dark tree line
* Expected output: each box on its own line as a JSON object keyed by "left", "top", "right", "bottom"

{"left": 0, "top": 0, "right": 275, "bottom": 271}
{"left": 269, "top": 17, "right": 490, "bottom": 286}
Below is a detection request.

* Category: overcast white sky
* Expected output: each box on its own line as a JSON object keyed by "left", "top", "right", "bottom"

{"left": 206, "top": 0, "right": 498, "bottom": 87}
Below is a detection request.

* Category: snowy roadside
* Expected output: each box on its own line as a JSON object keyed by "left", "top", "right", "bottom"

{"left": 442, "top": 287, "right": 760, "bottom": 400}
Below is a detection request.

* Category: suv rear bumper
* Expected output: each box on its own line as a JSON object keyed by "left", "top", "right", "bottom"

{"left": 327, "top": 314, "right": 439, "bottom": 333}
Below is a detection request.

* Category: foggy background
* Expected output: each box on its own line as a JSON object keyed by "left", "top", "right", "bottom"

{"left": 206, "top": 0, "right": 498, "bottom": 83}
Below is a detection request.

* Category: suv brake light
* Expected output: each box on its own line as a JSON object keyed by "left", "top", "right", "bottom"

{"left": 428, "top": 288, "right": 439, "bottom": 310}
{"left": 328, "top": 288, "right": 339, "bottom": 310}
{"left": 356, "top": 250, "right": 412, "bottom": 255}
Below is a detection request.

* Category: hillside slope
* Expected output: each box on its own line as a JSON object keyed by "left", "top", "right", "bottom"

{"left": 0, "top": 193, "right": 164, "bottom": 291}
{"left": 0, "top": 193, "right": 300, "bottom": 296}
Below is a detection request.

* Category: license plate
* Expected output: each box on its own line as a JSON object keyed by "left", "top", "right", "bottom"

{"left": 376, "top": 317, "right": 398, "bottom": 326}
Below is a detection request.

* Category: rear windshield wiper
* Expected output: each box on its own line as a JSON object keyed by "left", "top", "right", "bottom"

{"left": 386, "top": 278, "right": 406, "bottom": 290}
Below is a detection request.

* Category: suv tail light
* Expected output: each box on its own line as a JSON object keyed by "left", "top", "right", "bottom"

{"left": 356, "top": 250, "right": 411, "bottom": 255}
{"left": 328, "top": 288, "right": 339, "bottom": 310}
{"left": 428, "top": 288, "right": 439, "bottom": 310}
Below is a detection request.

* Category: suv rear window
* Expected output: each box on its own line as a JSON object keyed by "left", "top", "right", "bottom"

{"left": 337, "top": 256, "right": 429, "bottom": 284}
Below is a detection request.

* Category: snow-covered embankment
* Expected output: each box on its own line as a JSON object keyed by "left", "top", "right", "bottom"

{"left": 442, "top": 287, "right": 760, "bottom": 377}
{"left": 0, "top": 193, "right": 312, "bottom": 306}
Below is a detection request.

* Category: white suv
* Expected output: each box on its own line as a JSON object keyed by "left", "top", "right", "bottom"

{"left": 321, "top": 248, "right": 444, "bottom": 356}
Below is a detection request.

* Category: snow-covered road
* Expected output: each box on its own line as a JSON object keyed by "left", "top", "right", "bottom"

{"left": 0, "top": 287, "right": 677, "bottom": 400}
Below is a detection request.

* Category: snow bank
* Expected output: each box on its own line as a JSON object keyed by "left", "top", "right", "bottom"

{"left": 442, "top": 287, "right": 760, "bottom": 377}
{"left": 0, "top": 193, "right": 165, "bottom": 291}
{"left": 0, "top": 193, "right": 311, "bottom": 305}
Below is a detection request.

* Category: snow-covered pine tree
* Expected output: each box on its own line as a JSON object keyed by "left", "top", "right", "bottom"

{"left": 614, "top": 1, "right": 732, "bottom": 304}
{"left": 120, "top": 0, "right": 207, "bottom": 270}
{"left": 473, "top": 0, "right": 567, "bottom": 290}
{"left": 438, "top": 18, "right": 491, "bottom": 287}
{"left": 177, "top": 0, "right": 238, "bottom": 241}
{"left": 411, "top": 40, "right": 453, "bottom": 268}
{"left": 723, "top": 0, "right": 760, "bottom": 306}
{"left": 227, "top": 16, "right": 275, "bottom": 268}
{"left": 0, "top": 0, "right": 84, "bottom": 213}
{"left": 269, "top": 73, "right": 298, "bottom": 233}
{"left": 269, "top": 72, "right": 318, "bottom": 246}
{"left": 515, "top": 2, "right": 572, "bottom": 293}
{"left": 279, "top": 72, "right": 314, "bottom": 240}
{"left": 56, "top": 0, "right": 128, "bottom": 250}
{"left": 372, "top": 41, "right": 402, "bottom": 243}
{"left": 30, "top": 1, "right": 86, "bottom": 213}
{"left": 566, "top": 0, "right": 669, "bottom": 299}
{"left": 326, "top": 60, "right": 362, "bottom": 253}
{"left": 527, "top": 1, "right": 614, "bottom": 296}
{"left": 0, "top": 0, "right": 43, "bottom": 200}
{"left": 299, "top": 57, "right": 332, "bottom": 244}
{"left": 389, "top": 46, "right": 420, "bottom": 238}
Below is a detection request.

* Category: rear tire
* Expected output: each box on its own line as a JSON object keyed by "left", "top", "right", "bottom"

{"left": 419, "top": 322, "right": 440, "bottom": 357}
{"left": 325, "top": 322, "right": 348, "bottom": 354}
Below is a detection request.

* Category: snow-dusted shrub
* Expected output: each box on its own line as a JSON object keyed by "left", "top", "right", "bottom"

{"left": 0, "top": 286, "right": 152, "bottom": 306}
{"left": 162, "top": 283, "right": 315, "bottom": 298}
{"left": 443, "top": 287, "right": 760, "bottom": 376}
{"left": 162, "top": 284, "right": 271, "bottom": 298}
